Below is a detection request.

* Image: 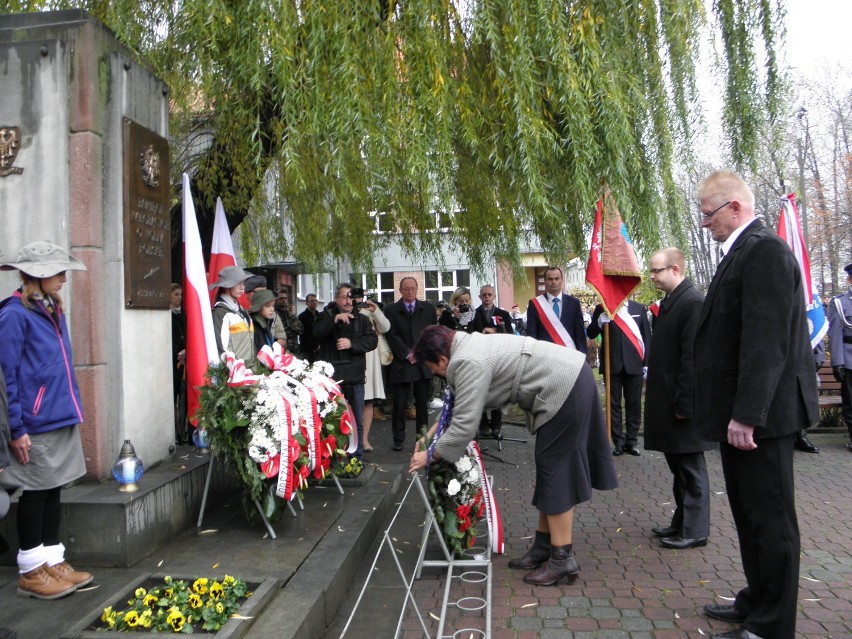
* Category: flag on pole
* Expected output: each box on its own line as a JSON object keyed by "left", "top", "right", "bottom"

{"left": 585, "top": 193, "right": 645, "bottom": 359}
{"left": 182, "top": 174, "right": 219, "bottom": 425}
{"left": 207, "top": 197, "right": 248, "bottom": 306}
{"left": 776, "top": 193, "right": 828, "bottom": 349}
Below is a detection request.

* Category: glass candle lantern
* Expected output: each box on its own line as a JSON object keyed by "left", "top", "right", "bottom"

{"left": 112, "top": 439, "right": 144, "bottom": 492}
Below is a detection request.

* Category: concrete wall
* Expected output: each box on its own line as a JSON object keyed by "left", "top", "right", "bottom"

{"left": 0, "top": 11, "right": 173, "bottom": 478}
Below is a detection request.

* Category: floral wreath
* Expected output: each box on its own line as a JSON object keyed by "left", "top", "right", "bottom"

{"left": 196, "top": 343, "right": 357, "bottom": 514}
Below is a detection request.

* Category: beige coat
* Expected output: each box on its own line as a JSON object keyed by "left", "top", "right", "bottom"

{"left": 435, "top": 332, "right": 585, "bottom": 462}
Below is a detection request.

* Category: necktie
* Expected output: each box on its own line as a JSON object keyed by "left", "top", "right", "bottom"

{"left": 552, "top": 297, "right": 560, "bottom": 319}
{"left": 408, "top": 303, "right": 414, "bottom": 315}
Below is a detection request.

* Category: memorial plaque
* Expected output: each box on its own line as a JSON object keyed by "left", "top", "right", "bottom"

{"left": 122, "top": 118, "right": 171, "bottom": 309}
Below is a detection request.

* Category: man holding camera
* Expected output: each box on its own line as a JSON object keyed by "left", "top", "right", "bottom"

{"left": 313, "top": 283, "right": 378, "bottom": 459}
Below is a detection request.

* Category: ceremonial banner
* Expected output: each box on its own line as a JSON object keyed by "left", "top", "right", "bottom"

{"left": 182, "top": 174, "right": 219, "bottom": 424}
{"left": 776, "top": 194, "right": 828, "bottom": 348}
{"left": 585, "top": 194, "right": 644, "bottom": 359}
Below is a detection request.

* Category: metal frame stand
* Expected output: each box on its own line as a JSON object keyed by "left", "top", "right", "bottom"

{"left": 339, "top": 473, "right": 492, "bottom": 639}
{"left": 196, "top": 452, "right": 300, "bottom": 540}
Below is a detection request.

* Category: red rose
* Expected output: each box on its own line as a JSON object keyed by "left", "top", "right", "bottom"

{"left": 456, "top": 504, "right": 471, "bottom": 519}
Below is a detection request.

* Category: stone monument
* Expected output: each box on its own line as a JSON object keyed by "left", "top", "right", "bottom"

{"left": 0, "top": 10, "right": 174, "bottom": 480}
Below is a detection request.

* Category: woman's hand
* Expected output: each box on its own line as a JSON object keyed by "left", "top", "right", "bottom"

{"left": 10, "top": 433, "right": 32, "bottom": 465}
{"left": 409, "top": 450, "right": 429, "bottom": 474}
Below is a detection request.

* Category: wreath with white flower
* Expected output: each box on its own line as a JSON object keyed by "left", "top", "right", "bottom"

{"left": 195, "top": 344, "right": 356, "bottom": 519}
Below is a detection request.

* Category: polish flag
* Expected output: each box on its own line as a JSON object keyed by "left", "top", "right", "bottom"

{"left": 207, "top": 197, "right": 248, "bottom": 307}
{"left": 182, "top": 175, "right": 219, "bottom": 425}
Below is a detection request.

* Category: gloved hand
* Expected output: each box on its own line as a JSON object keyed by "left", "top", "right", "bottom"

{"left": 833, "top": 366, "right": 846, "bottom": 383}
{"left": 597, "top": 312, "right": 611, "bottom": 327}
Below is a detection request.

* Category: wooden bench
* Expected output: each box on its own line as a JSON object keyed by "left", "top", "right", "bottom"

{"left": 818, "top": 360, "right": 843, "bottom": 409}
{"left": 816, "top": 359, "right": 844, "bottom": 428}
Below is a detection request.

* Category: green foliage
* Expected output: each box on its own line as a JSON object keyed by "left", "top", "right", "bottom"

{"left": 8, "top": 0, "right": 782, "bottom": 269}
{"left": 195, "top": 362, "right": 266, "bottom": 503}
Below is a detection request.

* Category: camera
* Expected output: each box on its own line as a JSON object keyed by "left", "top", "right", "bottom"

{"left": 458, "top": 303, "right": 471, "bottom": 313}
{"left": 349, "top": 287, "right": 365, "bottom": 299}
{"left": 355, "top": 301, "right": 369, "bottom": 310}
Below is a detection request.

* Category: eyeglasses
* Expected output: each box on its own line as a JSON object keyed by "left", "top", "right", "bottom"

{"left": 649, "top": 265, "right": 674, "bottom": 275}
{"left": 701, "top": 201, "right": 731, "bottom": 219}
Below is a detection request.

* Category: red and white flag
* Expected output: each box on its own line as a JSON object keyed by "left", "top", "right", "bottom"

{"left": 207, "top": 197, "right": 249, "bottom": 307}
{"left": 182, "top": 174, "right": 219, "bottom": 425}
{"left": 585, "top": 194, "right": 644, "bottom": 359}
{"left": 776, "top": 193, "right": 828, "bottom": 348}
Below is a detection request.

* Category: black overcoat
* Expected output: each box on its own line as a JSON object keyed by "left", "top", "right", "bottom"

{"left": 384, "top": 298, "right": 437, "bottom": 383}
{"left": 644, "top": 279, "right": 714, "bottom": 453}
{"left": 694, "top": 221, "right": 819, "bottom": 441}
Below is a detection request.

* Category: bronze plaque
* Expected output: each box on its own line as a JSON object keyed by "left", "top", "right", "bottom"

{"left": 122, "top": 118, "right": 171, "bottom": 309}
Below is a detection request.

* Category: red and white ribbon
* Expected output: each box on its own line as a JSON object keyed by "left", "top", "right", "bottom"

{"left": 339, "top": 404, "right": 358, "bottom": 455}
{"left": 257, "top": 342, "right": 295, "bottom": 372}
{"left": 467, "top": 441, "right": 505, "bottom": 555}
{"left": 274, "top": 396, "right": 298, "bottom": 502}
{"left": 223, "top": 352, "right": 260, "bottom": 387}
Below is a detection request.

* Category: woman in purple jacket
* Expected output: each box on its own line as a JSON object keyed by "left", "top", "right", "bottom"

{"left": 0, "top": 241, "right": 93, "bottom": 600}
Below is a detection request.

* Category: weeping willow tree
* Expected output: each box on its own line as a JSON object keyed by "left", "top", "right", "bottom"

{"left": 5, "top": 0, "right": 785, "bottom": 273}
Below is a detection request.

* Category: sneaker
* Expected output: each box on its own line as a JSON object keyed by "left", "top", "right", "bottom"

{"left": 429, "top": 398, "right": 444, "bottom": 409}
{"left": 17, "top": 564, "right": 76, "bottom": 599}
{"left": 46, "top": 561, "right": 94, "bottom": 587}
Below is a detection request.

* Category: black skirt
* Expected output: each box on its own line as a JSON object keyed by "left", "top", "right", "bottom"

{"left": 532, "top": 365, "right": 618, "bottom": 514}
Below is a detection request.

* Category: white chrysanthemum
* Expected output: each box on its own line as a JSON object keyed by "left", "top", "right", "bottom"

{"left": 455, "top": 457, "right": 472, "bottom": 473}
{"left": 446, "top": 479, "right": 461, "bottom": 496}
{"left": 466, "top": 467, "right": 480, "bottom": 485}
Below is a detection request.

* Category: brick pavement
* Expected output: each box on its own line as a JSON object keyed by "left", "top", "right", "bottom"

{"left": 330, "top": 426, "right": 852, "bottom": 639}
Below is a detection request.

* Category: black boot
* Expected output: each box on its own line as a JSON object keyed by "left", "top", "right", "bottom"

{"left": 794, "top": 429, "right": 819, "bottom": 453}
{"left": 508, "top": 530, "right": 551, "bottom": 570}
{"left": 523, "top": 544, "right": 579, "bottom": 586}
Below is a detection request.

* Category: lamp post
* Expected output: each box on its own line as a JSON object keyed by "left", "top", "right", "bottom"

{"left": 795, "top": 106, "right": 810, "bottom": 247}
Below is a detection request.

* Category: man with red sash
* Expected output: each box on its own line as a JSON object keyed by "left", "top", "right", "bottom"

{"left": 525, "top": 266, "right": 587, "bottom": 354}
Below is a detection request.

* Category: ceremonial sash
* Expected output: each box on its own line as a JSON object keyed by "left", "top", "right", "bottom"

{"left": 530, "top": 295, "right": 576, "bottom": 349}
{"left": 613, "top": 306, "right": 644, "bottom": 361}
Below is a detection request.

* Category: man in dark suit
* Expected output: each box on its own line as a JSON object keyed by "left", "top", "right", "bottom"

{"left": 525, "top": 266, "right": 587, "bottom": 353}
{"left": 587, "top": 299, "right": 650, "bottom": 456}
{"left": 471, "top": 284, "right": 514, "bottom": 436}
{"left": 694, "top": 171, "right": 818, "bottom": 639}
{"left": 384, "top": 277, "right": 437, "bottom": 451}
{"left": 644, "top": 248, "right": 713, "bottom": 550}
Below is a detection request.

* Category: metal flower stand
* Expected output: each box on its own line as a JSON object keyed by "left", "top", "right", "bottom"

{"left": 340, "top": 473, "right": 492, "bottom": 639}
{"left": 196, "top": 452, "right": 344, "bottom": 539}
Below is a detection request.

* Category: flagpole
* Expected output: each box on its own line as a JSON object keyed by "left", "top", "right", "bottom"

{"left": 603, "top": 322, "right": 612, "bottom": 443}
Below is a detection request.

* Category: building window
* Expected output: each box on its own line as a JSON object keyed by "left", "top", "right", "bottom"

{"left": 350, "top": 272, "right": 398, "bottom": 306}
{"left": 424, "top": 269, "right": 469, "bottom": 302}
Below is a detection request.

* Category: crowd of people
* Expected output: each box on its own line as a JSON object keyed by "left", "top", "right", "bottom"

{"left": 1, "top": 169, "right": 850, "bottom": 639}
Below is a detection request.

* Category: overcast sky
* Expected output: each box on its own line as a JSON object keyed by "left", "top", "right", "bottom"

{"left": 783, "top": 0, "right": 851, "bottom": 73}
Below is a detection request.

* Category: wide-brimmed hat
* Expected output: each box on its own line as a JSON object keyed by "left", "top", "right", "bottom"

{"left": 244, "top": 274, "right": 267, "bottom": 293}
{"left": 250, "top": 289, "right": 276, "bottom": 313}
{"left": 0, "top": 241, "right": 87, "bottom": 279}
{"left": 208, "top": 265, "right": 253, "bottom": 290}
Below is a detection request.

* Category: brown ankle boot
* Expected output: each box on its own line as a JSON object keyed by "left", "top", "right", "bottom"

{"left": 523, "top": 544, "right": 579, "bottom": 586}
{"left": 17, "top": 564, "right": 76, "bottom": 599}
{"left": 46, "top": 561, "right": 94, "bottom": 587}
{"left": 508, "top": 530, "right": 551, "bottom": 570}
